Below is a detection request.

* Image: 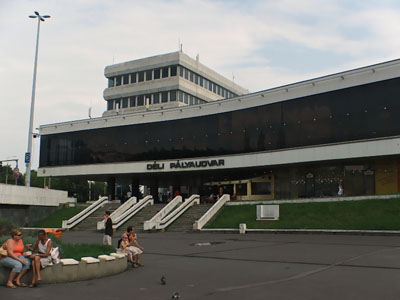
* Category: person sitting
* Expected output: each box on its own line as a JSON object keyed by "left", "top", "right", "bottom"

{"left": 125, "top": 226, "right": 144, "bottom": 267}
{"left": 0, "top": 229, "right": 31, "bottom": 288}
{"left": 118, "top": 234, "right": 135, "bottom": 267}
{"left": 25, "top": 230, "right": 53, "bottom": 287}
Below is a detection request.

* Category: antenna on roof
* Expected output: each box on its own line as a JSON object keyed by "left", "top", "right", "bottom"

{"left": 88, "top": 107, "right": 92, "bottom": 119}
{"left": 232, "top": 72, "right": 235, "bottom": 82}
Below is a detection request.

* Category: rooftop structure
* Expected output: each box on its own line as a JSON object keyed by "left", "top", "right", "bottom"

{"left": 102, "top": 51, "right": 248, "bottom": 116}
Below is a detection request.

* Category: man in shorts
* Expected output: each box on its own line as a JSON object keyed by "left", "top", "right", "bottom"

{"left": 124, "top": 226, "right": 144, "bottom": 267}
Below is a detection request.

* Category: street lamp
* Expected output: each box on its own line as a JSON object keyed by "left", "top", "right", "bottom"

{"left": 25, "top": 11, "right": 50, "bottom": 187}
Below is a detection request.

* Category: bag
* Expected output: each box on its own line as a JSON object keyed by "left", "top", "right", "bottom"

{"left": 0, "top": 248, "right": 7, "bottom": 257}
{"left": 50, "top": 247, "right": 60, "bottom": 264}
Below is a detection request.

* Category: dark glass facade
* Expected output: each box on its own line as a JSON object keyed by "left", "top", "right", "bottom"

{"left": 40, "top": 78, "right": 400, "bottom": 167}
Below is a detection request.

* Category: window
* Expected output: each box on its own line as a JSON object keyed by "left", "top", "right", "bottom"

{"left": 170, "top": 65, "right": 177, "bottom": 77}
{"left": 130, "top": 96, "right": 136, "bottom": 107}
{"left": 217, "top": 86, "right": 221, "bottom": 96}
{"left": 145, "top": 70, "right": 152, "bottom": 81}
{"left": 213, "top": 83, "right": 216, "bottom": 93}
{"left": 190, "top": 72, "right": 194, "bottom": 82}
{"left": 115, "top": 76, "right": 121, "bottom": 86}
{"left": 123, "top": 74, "right": 129, "bottom": 85}
{"left": 137, "top": 95, "right": 144, "bottom": 106}
{"left": 189, "top": 95, "right": 193, "bottom": 105}
{"left": 122, "top": 97, "right": 128, "bottom": 108}
{"left": 154, "top": 68, "right": 160, "bottom": 79}
{"left": 138, "top": 71, "right": 144, "bottom": 82}
{"left": 199, "top": 77, "right": 203, "bottom": 87}
{"left": 184, "top": 93, "right": 188, "bottom": 104}
{"left": 115, "top": 99, "right": 121, "bottom": 110}
{"left": 204, "top": 79, "right": 208, "bottom": 89}
{"left": 170, "top": 90, "right": 176, "bottom": 101}
{"left": 178, "top": 91, "right": 184, "bottom": 102}
{"left": 144, "top": 95, "right": 151, "bottom": 106}
{"left": 162, "top": 67, "right": 169, "bottom": 78}
{"left": 153, "top": 93, "right": 160, "bottom": 104}
{"left": 194, "top": 74, "right": 198, "bottom": 84}
{"left": 184, "top": 68, "right": 189, "bottom": 80}
{"left": 236, "top": 183, "right": 248, "bottom": 195}
{"left": 251, "top": 182, "right": 271, "bottom": 195}
{"left": 107, "top": 101, "right": 113, "bottom": 110}
{"left": 209, "top": 82, "right": 213, "bottom": 91}
{"left": 179, "top": 66, "right": 184, "bottom": 77}
{"left": 130, "top": 73, "right": 137, "bottom": 84}
{"left": 161, "top": 91, "right": 168, "bottom": 103}
{"left": 108, "top": 78, "right": 114, "bottom": 88}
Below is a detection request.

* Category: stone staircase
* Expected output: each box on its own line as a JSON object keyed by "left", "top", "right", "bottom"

{"left": 166, "top": 204, "right": 212, "bottom": 232}
{"left": 115, "top": 203, "right": 166, "bottom": 234}
{"left": 72, "top": 202, "right": 121, "bottom": 231}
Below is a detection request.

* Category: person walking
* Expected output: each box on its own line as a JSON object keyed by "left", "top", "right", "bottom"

{"left": 103, "top": 211, "right": 113, "bottom": 246}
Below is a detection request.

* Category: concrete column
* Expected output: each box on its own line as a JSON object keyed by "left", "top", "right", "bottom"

{"left": 107, "top": 177, "right": 116, "bottom": 200}
{"left": 131, "top": 178, "right": 140, "bottom": 199}
{"left": 150, "top": 179, "right": 159, "bottom": 203}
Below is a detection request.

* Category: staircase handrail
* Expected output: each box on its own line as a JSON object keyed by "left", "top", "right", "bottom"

{"left": 62, "top": 196, "right": 108, "bottom": 229}
{"left": 193, "top": 194, "right": 230, "bottom": 230}
{"left": 156, "top": 194, "right": 200, "bottom": 230}
{"left": 112, "top": 195, "right": 154, "bottom": 230}
{"left": 110, "top": 197, "right": 137, "bottom": 220}
{"left": 143, "top": 196, "right": 182, "bottom": 230}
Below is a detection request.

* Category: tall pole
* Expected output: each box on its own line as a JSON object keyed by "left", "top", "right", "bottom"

{"left": 26, "top": 12, "right": 50, "bottom": 187}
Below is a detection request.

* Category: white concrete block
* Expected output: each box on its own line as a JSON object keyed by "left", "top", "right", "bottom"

{"left": 81, "top": 257, "right": 100, "bottom": 264}
{"left": 60, "top": 258, "right": 79, "bottom": 265}
{"left": 98, "top": 255, "right": 116, "bottom": 261}
{"left": 110, "top": 253, "right": 126, "bottom": 258}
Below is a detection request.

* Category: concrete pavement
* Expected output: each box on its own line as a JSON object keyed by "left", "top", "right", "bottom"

{"left": 2, "top": 231, "right": 400, "bottom": 299}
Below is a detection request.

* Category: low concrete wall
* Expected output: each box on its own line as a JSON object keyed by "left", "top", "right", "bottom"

{"left": 0, "top": 253, "right": 128, "bottom": 284}
{"left": 0, "top": 204, "right": 61, "bottom": 227}
{"left": 0, "top": 184, "right": 74, "bottom": 207}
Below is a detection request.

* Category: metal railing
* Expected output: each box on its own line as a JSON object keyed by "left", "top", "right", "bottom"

{"left": 112, "top": 195, "right": 154, "bottom": 230}
{"left": 97, "top": 196, "right": 137, "bottom": 230}
{"left": 62, "top": 196, "right": 108, "bottom": 229}
{"left": 193, "top": 194, "right": 230, "bottom": 230}
{"left": 143, "top": 196, "right": 183, "bottom": 230}
{"left": 155, "top": 194, "right": 200, "bottom": 230}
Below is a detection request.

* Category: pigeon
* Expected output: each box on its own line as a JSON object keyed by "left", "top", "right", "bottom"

{"left": 171, "top": 292, "right": 180, "bottom": 299}
{"left": 161, "top": 276, "right": 166, "bottom": 285}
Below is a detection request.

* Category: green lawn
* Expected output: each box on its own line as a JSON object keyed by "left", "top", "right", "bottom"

{"left": 34, "top": 206, "right": 86, "bottom": 228}
{"left": 207, "top": 198, "right": 400, "bottom": 230}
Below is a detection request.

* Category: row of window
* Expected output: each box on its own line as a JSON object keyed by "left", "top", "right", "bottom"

{"left": 107, "top": 65, "right": 238, "bottom": 99}
{"left": 108, "top": 65, "right": 177, "bottom": 88}
{"left": 179, "top": 66, "right": 237, "bottom": 99}
{"left": 40, "top": 77, "right": 400, "bottom": 167}
{"left": 106, "top": 90, "right": 206, "bottom": 111}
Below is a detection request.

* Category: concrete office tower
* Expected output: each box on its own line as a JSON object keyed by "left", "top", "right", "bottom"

{"left": 102, "top": 51, "right": 248, "bottom": 116}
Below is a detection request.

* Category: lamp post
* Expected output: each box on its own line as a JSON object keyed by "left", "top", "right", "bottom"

{"left": 25, "top": 11, "right": 50, "bottom": 187}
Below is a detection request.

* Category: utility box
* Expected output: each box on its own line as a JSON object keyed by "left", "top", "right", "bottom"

{"left": 256, "top": 205, "right": 279, "bottom": 220}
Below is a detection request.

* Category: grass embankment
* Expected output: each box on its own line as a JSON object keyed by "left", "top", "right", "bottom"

{"left": 0, "top": 234, "right": 115, "bottom": 260}
{"left": 207, "top": 198, "right": 400, "bottom": 230}
{"left": 34, "top": 206, "right": 86, "bottom": 228}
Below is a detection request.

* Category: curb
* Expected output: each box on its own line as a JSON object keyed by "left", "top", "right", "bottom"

{"left": 199, "top": 228, "right": 400, "bottom": 236}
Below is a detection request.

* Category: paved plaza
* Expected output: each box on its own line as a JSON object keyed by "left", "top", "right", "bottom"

{"left": 2, "top": 231, "right": 400, "bottom": 299}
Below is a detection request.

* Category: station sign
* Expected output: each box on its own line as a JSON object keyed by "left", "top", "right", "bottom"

{"left": 147, "top": 159, "right": 225, "bottom": 171}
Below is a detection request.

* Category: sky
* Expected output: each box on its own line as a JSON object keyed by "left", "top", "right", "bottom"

{"left": 1, "top": 0, "right": 399, "bottom": 172}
